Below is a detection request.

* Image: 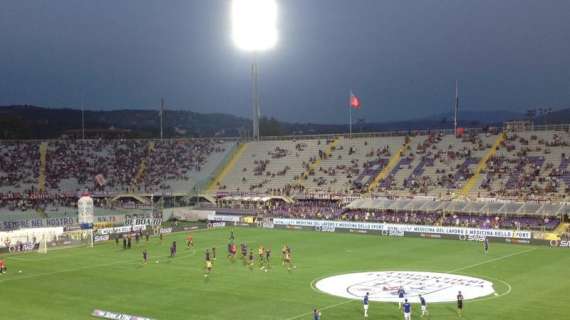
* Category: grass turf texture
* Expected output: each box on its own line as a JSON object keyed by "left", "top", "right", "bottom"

{"left": 1, "top": 228, "right": 569, "bottom": 320}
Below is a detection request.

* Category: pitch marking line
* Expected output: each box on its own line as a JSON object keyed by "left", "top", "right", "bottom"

{"left": 286, "top": 247, "right": 536, "bottom": 320}
{"left": 447, "top": 247, "right": 537, "bottom": 273}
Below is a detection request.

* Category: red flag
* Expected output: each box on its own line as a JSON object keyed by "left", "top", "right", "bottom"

{"left": 350, "top": 92, "right": 361, "bottom": 109}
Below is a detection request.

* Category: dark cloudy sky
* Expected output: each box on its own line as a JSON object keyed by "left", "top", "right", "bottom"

{"left": 1, "top": 0, "right": 569, "bottom": 123}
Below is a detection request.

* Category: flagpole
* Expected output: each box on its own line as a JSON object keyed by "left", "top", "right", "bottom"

{"left": 160, "top": 98, "right": 164, "bottom": 140}
{"left": 454, "top": 80, "right": 458, "bottom": 137}
{"left": 349, "top": 90, "right": 352, "bottom": 139}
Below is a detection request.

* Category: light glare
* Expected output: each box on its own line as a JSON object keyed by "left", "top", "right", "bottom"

{"left": 232, "top": 0, "right": 278, "bottom": 51}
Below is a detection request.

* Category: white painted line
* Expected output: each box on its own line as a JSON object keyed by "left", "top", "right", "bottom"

{"left": 446, "top": 247, "right": 536, "bottom": 273}
{"left": 282, "top": 299, "right": 354, "bottom": 320}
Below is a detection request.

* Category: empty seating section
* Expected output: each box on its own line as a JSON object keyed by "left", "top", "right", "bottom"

{"left": 302, "top": 136, "right": 406, "bottom": 192}
{"left": 372, "top": 133, "right": 497, "bottom": 196}
{"left": 479, "top": 131, "right": 570, "bottom": 199}
{"left": 215, "top": 139, "right": 320, "bottom": 194}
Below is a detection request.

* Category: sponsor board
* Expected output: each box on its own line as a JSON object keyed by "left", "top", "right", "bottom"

{"left": 272, "top": 218, "right": 531, "bottom": 239}
{"left": 207, "top": 214, "right": 241, "bottom": 223}
{"left": 159, "top": 227, "right": 173, "bottom": 234}
{"left": 94, "top": 234, "right": 110, "bottom": 243}
{"left": 382, "top": 229, "right": 405, "bottom": 237}
{"left": 209, "top": 222, "right": 226, "bottom": 228}
{"left": 550, "top": 240, "right": 570, "bottom": 248}
{"left": 262, "top": 222, "right": 274, "bottom": 229}
{"left": 7, "top": 242, "right": 38, "bottom": 253}
{"left": 349, "top": 229, "right": 368, "bottom": 234}
{"left": 96, "top": 225, "right": 146, "bottom": 236}
{"left": 315, "top": 225, "right": 336, "bottom": 232}
{"left": 91, "top": 309, "right": 154, "bottom": 320}
{"left": 315, "top": 271, "right": 495, "bottom": 303}
{"left": 459, "top": 234, "right": 486, "bottom": 242}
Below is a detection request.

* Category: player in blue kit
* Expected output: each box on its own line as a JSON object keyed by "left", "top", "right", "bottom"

{"left": 402, "top": 299, "right": 411, "bottom": 320}
{"left": 419, "top": 294, "right": 428, "bottom": 317}
{"left": 483, "top": 237, "right": 489, "bottom": 255}
{"left": 363, "top": 292, "right": 369, "bottom": 318}
{"left": 397, "top": 286, "right": 406, "bottom": 309}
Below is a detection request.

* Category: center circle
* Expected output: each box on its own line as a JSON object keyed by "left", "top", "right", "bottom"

{"left": 315, "top": 271, "right": 495, "bottom": 303}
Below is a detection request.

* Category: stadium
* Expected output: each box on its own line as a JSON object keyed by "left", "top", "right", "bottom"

{"left": 2, "top": 1, "right": 570, "bottom": 320}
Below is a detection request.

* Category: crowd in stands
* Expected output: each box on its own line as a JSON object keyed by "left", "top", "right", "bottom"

{"left": 141, "top": 139, "right": 227, "bottom": 193}
{"left": 7, "top": 138, "right": 231, "bottom": 194}
{"left": 442, "top": 213, "right": 559, "bottom": 231}
{"left": 214, "top": 197, "right": 562, "bottom": 232}
{"left": 270, "top": 200, "right": 344, "bottom": 220}
{"left": 46, "top": 139, "right": 145, "bottom": 192}
{"left": 480, "top": 132, "right": 570, "bottom": 199}
{"left": 0, "top": 142, "right": 39, "bottom": 191}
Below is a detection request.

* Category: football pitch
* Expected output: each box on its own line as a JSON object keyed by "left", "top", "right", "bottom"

{"left": 1, "top": 227, "right": 569, "bottom": 320}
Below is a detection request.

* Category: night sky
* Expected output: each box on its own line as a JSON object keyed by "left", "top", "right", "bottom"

{"left": 1, "top": 0, "right": 569, "bottom": 123}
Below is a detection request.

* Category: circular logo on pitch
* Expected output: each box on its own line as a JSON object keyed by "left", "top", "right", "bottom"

{"left": 315, "top": 271, "right": 495, "bottom": 303}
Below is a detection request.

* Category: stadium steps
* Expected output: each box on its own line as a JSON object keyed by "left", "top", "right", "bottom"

{"left": 298, "top": 137, "right": 339, "bottom": 184}
{"left": 553, "top": 223, "right": 569, "bottom": 237}
{"left": 457, "top": 133, "right": 506, "bottom": 197}
{"left": 131, "top": 141, "right": 154, "bottom": 191}
{"left": 367, "top": 139, "right": 409, "bottom": 192}
{"left": 38, "top": 141, "right": 47, "bottom": 192}
{"left": 206, "top": 142, "right": 248, "bottom": 193}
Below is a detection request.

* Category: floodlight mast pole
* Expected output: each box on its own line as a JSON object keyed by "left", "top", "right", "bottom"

{"left": 251, "top": 54, "right": 260, "bottom": 141}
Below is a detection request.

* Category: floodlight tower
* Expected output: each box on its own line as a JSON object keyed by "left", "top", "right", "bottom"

{"left": 232, "top": 0, "right": 278, "bottom": 141}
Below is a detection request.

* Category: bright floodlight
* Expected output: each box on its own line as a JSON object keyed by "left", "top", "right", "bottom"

{"left": 232, "top": 0, "right": 278, "bottom": 51}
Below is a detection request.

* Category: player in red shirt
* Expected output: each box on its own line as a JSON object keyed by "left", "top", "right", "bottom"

{"left": 0, "top": 258, "right": 7, "bottom": 274}
{"left": 186, "top": 235, "right": 194, "bottom": 249}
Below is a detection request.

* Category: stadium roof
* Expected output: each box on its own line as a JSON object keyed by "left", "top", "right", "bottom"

{"left": 346, "top": 198, "right": 567, "bottom": 216}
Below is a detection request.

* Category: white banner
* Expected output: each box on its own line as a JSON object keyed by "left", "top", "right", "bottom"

{"left": 125, "top": 218, "right": 162, "bottom": 226}
{"left": 207, "top": 214, "right": 241, "bottom": 223}
{"left": 273, "top": 218, "right": 532, "bottom": 239}
{"left": 96, "top": 225, "right": 147, "bottom": 235}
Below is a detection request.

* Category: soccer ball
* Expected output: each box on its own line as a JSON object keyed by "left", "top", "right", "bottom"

{"left": 156, "top": 260, "right": 159, "bottom": 264}
{"left": 18, "top": 270, "right": 22, "bottom": 273}
{"left": 264, "top": 269, "right": 268, "bottom": 273}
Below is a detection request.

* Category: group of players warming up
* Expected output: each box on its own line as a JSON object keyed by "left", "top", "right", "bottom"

{"left": 137, "top": 229, "right": 296, "bottom": 279}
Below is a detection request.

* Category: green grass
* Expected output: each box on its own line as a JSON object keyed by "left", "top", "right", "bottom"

{"left": 1, "top": 228, "right": 569, "bottom": 319}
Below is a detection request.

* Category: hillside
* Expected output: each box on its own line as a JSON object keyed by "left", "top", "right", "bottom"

{"left": 1, "top": 105, "right": 569, "bottom": 139}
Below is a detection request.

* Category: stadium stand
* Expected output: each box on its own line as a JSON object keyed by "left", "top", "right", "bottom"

{"left": 1, "top": 126, "right": 569, "bottom": 236}
{"left": 0, "top": 141, "right": 40, "bottom": 193}
{"left": 477, "top": 130, "right": 570, "bottom": 200}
